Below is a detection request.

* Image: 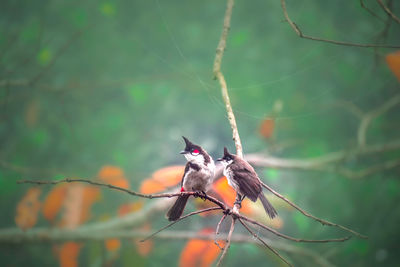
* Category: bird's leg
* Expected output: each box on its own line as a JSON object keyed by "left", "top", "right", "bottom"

{"left": 234, "top": 193, "right": 243, "bottom": 208}
{"left": 193, "top": 190, "right": 207, "bottom": 200}
{"left": 200, "top": 190, "right": 208, "bottom": 200}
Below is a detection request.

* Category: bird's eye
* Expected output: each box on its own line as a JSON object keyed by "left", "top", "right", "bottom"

{"left": 191, "top": 149, "right": 199, "bottom": 155}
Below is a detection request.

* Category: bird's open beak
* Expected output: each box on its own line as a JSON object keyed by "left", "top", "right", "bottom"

{"left": 180, "top": 150, "right": 189, "bottom": 154}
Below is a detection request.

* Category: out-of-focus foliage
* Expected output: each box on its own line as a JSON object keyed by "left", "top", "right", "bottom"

{"left": 1, "top": 0, "right": 400, "bottom": 266}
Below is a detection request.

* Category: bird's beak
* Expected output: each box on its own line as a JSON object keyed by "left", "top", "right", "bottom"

{"left": 217, "top": 157, "right": 223, "bottom": 161}
{"left": 180, "top": 150, "right": 189, "bottom": 154}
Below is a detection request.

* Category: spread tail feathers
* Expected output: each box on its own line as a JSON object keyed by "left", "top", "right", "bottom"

{"left": 166, "top": 195, "right": 190, "bottom": 221}
{"left": 259, "top": 193, "right": 277, "bottom": 219}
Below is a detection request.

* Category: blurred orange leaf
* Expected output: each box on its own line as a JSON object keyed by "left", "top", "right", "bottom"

{"left": 15, "top": 187, "right": 42, "bottom": 230}
{"left": 179, "top": 228, "right": 220, "bottom": 267}
{"left": 105, "top": 238, "right": 121, "bottom": 252}
{"left": 58, "top": 242, "right": 81, "bottom": 267}
{"left": 212, "top": 177, "right": 281, "bottom": 226}
{"left": 134, "top": 223, "right": 153, "bottom": 256}
{"left": 212, "top": 177, "right": 252, "bottom": 214}
{"left": 259, "top": 117, "right": 275, "bottom": 139}
{"left": 98, "top": 165, "right": 130, "bottom": 189}
{"left": 152, "top": 165, "right": 184, "bottom": 187}
{"left": 42, "top": 184, "right": 68, "bottom": 222}
{"left": 139, "top": 179, "right": 166, "bottom": 194}
{"left": 139, "top": 165, "right": 185, "bottom": 194}
{"left": 59, "top": 184, "right": 100, "bottom": 229}
{"left": 386, "top": 50, "right": 400, "bottom": 82}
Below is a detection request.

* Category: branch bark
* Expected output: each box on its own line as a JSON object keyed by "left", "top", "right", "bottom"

{"left": 213, "top": 0, "right": 243, "bottom": 158}
{"left": 0, "top": 228, "right": 334, "bottom": 266}
{"left": 246, "top": 139, "right": 400, "bottom": 174}
{"left": 357, "top": 94, "right": 400, "bottom": 147}
{"left": 376, "top": 0, "right": 400, "bottom": 24}
{"left": 216, "top": 217, "right": 236, "bottom": 267}
{"left": 281, "top": 0, "right": 400, "bottom": 48}
{"left": 238, "top": 218, "right": 293, "bottom": 267}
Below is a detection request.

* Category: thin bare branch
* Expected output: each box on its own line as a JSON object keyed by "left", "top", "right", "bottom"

{"left": 338, "top": 159, "right": 400, "bottom": 179}
{"left": 216, "top": 217, "right": 236, "bottom": 267}
{"left": 239, "top": 214, "right": 351, "bottom": 243}
{"left": 357, "top": 94, "right": 400, "bottom": 147}
{"left": 213, "top": 0, "right": 243, "bottom": 158}
{"left": 376, "top": 0, "right": 400, "bottom": 24}
{"left": 18, "top": 178, "right": 228, "bottom": 210}
{"left": 360, "top": 0, "right": 385, "bottom": 22}
{"left": 281, "top": 0, "right": 400, "bottom": 48}
{"left": 330, "top": 100, "right": 364, "bottom": 119}
{"left": 0, "top": 228, "right": 335, "bottom": 266}
{"left": 246, "top": 139, "right": 400, "bottom": 171}
{"left": 238, "top": 218, "right": 293, "bottom": 267}
{"left": 260, "top": 182, "right": 367, "bottom": 239}
{"left": 215, "top": 213, "right": 228, "bottom": 249}
{"left": 140, "top": 207, "right": 221, "bottom": 242}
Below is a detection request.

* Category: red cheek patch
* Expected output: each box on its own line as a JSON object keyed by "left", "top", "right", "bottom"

{"left": 193, "top": 149, "right": 199, "bottom": 153}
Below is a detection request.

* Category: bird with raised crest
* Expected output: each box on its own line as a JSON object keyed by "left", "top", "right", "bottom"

{"left": 166, "top": 136, "right": 215, "bottom": 221}
{"left": 217, "top": 147, "right": 277, "bottom": 219}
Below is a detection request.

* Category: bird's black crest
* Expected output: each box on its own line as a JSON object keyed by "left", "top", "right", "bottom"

{"left": 222, "top": 147, "right": 234, "bottom": 161}
{"left": 182, "top": 136, "right": 201, "bottom": 152}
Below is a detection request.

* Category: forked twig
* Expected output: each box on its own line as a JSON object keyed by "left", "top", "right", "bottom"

{"left": 376, "top": 0, "right": 400, "bottom": 24}
{"left": 18, "top": 178, "right": 228, "bottom": 210}
{"left": 213, "top": 0, "right": 243, "bottom": 158}
{"left": 360, "top": 0, "right": 385, "bottom": 22}
{"left": 238, "top": 218, "right": 292, "bottom": 267}
{"left": 216, "top": 217, "right": 236, "bottom": 267}
{"left": 239, "top": 214, "right": 351, "bottom": 243}
{"left": 357, "top": 94, "right": 400, "bottom": 147}
{"left": 215, "top": 213, "right": 228, "bottom": 249}
{"left": 140, "top": 207, "right": 221, "bottom": 242}
{"left": 261, "top": 182, "right": 367, "bottom": 239}
{"left": 281, "top": 0, "right": 400, "bottom": 48}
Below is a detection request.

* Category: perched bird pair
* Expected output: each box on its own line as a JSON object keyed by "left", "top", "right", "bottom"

{"left": 166, "top": 136, "right": 277, "bottom": 221}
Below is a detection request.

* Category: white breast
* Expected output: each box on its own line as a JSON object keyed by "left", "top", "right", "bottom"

{"left": 223, "top": 166, "right": 239, "bottom": 192}
{"left": 182, "top": 159, "right": 215, "bottom": 192}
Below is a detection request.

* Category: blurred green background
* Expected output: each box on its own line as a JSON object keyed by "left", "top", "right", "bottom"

{"left": 1, "top": 0, "right": 399, "bottom": 266}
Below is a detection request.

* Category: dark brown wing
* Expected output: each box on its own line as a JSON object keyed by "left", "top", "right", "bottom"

{"left": 230, "top": 158, "right": 262, "bottom": 201}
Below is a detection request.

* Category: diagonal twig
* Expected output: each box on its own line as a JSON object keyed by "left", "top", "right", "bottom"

{"left": 360, "top": 0, "right": 385, "bottom": 22}
{"left": 238, "top": 218, "right": 292, "bottom": 267}
{"left": 216, "top": 217, "right": 236, "bottom": 267}
{"left": 260, "top": 182, "right": 367, "bottom": 239}
{"left": 215, "top": 213, "right": 228, "bottom": 249}
{"left": 357, "top": 94, "right": 400, "bottom": 147}
{"left": 281, "top": 0, "right": 400, "bottom": 48}
{"left": 0, "top": 228, "right": 335, "bottom": 266}
{"left": 376, "top": 0, "right": 400, "bottom": 24}
{"left": 140, "top": 207, "right": 221, "bottom": 242}
{"left": 18, "top": 178, "right": 228, "bottom": 210}
{"left": 213, "top": 0, "right": 243, "bottom": 158}
{"left": 338, "top": 159, "right": 400, "bottom": 179}
{"left": 239, "top": 214, "right": 351, "bottom": 243}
